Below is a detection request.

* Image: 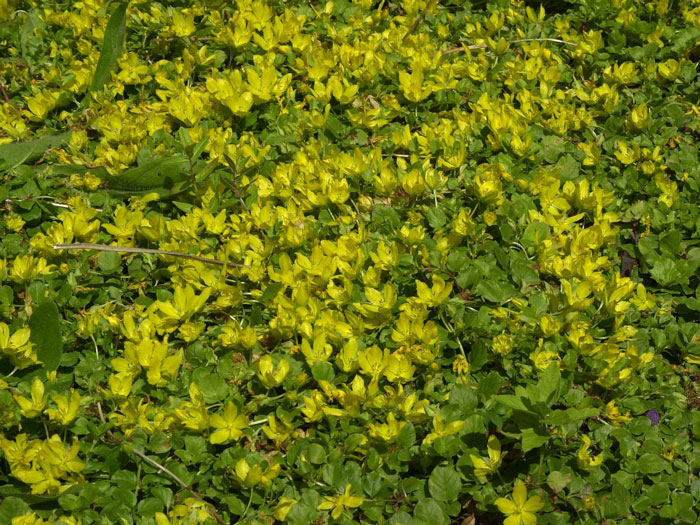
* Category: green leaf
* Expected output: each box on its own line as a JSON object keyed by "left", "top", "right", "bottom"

{"left": 536, "top": 363, "right": 561, "bottom": 405}
{"left": 659, "top": 230, "right": 682, "bottom": 256}
{"left": 311, "top": 361, "right": 335, "bottom": 382}
{"left": 650, "top": 258, "right": 690, "bottom": 287}
{"left": 510, "top": 256, "right": 540, "bottom": 288}
{"left": 307, "top": 443, "right": 327, "bottom": 464}
{"left": 98, "top": 251, "right": 122, "bottom": 274}
{"left": 0, "top": 484, "right": 83, "bottom": 505}
{"left": 448, "top": 384, "right": 478, "bottom": 415}
{"left": 0, "top": 496, "right": 31, "bottom": 522}
{"left": 428, "top": 466, "right": 461, "bottom": 502}
{"left": 100, "top": 156, "right": 190, "bottom": 197}
{"left": 474, "top": 280, "right": 515, "bottom": 303}
{"left": 19, "top": 10, "right": 45, "bottom": 65}
{"left": 260, "top": 282, "right": 284, "bottom": 303}
{"left": 546, "top": 408, "right": 600, "bottom": 426}
{"left": 493, "top": 394, "right": 532, "bottom": 413}
{"left": 555, "top": 154, "right": 579, "bottom": 181}
{"left": 287, "top": 490, "right": 321, "bottom": 525}
{"left": 221, "top": 495, "right": 246, "bottom": 515}
{"left": 196, "top": 373, "right": 228, "bottom": 403}
{"left": 413, "top": 498, "right": 449, "bottom": 525}
{"left": 28, "top": 300, "right": 63, "bottom": 371}
{"left": 546, "top": 471, "right": 573, "bottom": 492}
{"left": 521, "top": 428, "right": 549, "bottom": 453}
{"left": 0, "top": 133, "right": 72, "bottom": 171}
{"left": 90, "top": 2, "right": 128, "bottom": 92}
{"left": 638, "top": 453, "right": 668, "bottom": 475}
{"left": 396, "top": 422, "right": 416, "bottom": 448}
{"left": 426, "top": 206, "right": 447, "bottom": 229}
{"left": 521, "top": 222, "right": 550, "bottom": 252}
{"left": 371, "top": 205, "right": 401, "bottom": 233}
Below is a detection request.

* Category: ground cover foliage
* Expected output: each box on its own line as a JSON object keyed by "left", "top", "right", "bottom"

{"left": 1, "top": 0, "right": 700, "bottom": 523}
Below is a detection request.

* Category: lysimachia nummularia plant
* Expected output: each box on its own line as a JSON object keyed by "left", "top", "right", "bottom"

{"left": 1, "top": 0, "right": 700, "bottom": 523}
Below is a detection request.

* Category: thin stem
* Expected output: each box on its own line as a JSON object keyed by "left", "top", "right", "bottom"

{"left": 2, "top": 367, "right": 18, "bottom": 379}
{"left": 132, "top": 448, "right": 190, "bottom": 490}
{"left": 243, "top": 488, "right": 254, "bottom": 516}
{"left": 403, "top": 0, "right": 439, "bottom": 41}
{"left": 53, "top": 243, "right": 250, "bottom": 269}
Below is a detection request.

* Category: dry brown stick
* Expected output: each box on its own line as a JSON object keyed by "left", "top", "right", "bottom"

{"left": 53, "top": 243, "right": 250, "bottom": 269}
{"left": 132, "top": 448, "right": 190, "bottom": 490}
{"left": 0, "top": 79, "right": 10, "bottom": 105}
{"left": 403, "top": 0, "right": 439, "bottom": 42}
{"left": 131, "top": 449, "right": 226, "bottom": 524}
{"left": 440, "top": 37, "right": 578, "bottom": 56}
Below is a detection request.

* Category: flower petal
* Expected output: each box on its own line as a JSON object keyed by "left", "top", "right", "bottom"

{"left": 512, "top": 480, "right": 528, "bottom": 507}
{"left": 523, "top": 495, "right": 545, "bottom": 512}
{"left": 522, "top": 512, "right": 538, "bottom": 525}
{"left": 495, "top": 497, "right": 517, "bottom": 515}
{"left": 504, "top": 516, "right": 522, "bottom": 525}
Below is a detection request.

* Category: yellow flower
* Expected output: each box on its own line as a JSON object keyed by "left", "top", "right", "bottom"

{"left": 603, "top": 400, "right": 632, "bottom": 427}
{"left": 577, "top": 435, "right": 603, "bottom": 471}
{"left": 452, "top": 354, "right": 470, "bottom": 375}
{"left": 171, "top": 10, "right": 196, "bottom": 37}
{"left": 14, "top": 378, "right": 48, "bottom": 418}
{"left": 4, "top": 213, "right": 25, "bottom": 232}
{"left": 11, "top": 512, "right": 49, "bottom": 525}
{"left": 582, "top": 495, "right": 596, "bottom": 510}
{"left": 45, "top": 389, "right": 82, "bottom": 426}
{"left": 209, "top": 402, "right": 249, "bottom": 444}
{"left": 174, "top": 383, "right": 209, "bottom": 431}
{"left": 300, "top": 334, "right": 333, "bottom": 367}
{"left": 492, "top": 334, "right": 515, "bottom": 356}
{"left": 658, "top": 59, "right": 680, "bottom": 81}
{"left": 368, "top": 413, "right": 406, "bottom": 444}
{"left": 495, "top": 480, "right": 545, "bottom": 525}
{"left": 317, "top": 484, "right": 364, "bottom": 520}
{"left": 416, "top": 275, "right": 453, "bottom": 307}
{"left": 470, "top": 435, "right": 503, "bottom": 481}
{"left": 256, "top": 355, "right": 290, "bottom": 388}
{"left": 233, "top": 458, "right": 280, "bottom": 488}
{"left": 662, "top": 442, "right": 678, "bottom": 462}
{"left": 262, "top": 414, "right": 296, "bottom": 445}
{"left": 10, "top": 255, "right": 56, "bottom": 283}
{"left": 0, "top": 322, "right": 37, "bottom": 368}
{"left": 274, "top": 497, "right": 298, "bottom": 521}
{"left": 423, "top": 414, "right": 464, "bottom": 446}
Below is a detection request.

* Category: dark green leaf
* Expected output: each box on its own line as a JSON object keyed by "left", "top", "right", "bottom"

{"left": 100, "top": 156, "right": 190, "bottom": 197}
{"left": 29, "top": 300, "right": 63, "bottom": 371}
{"left": 90, "top": 2, "right": 128, "bottom": 92}
{"left": 0, "top": 133, "right": 72, "bottom": 171}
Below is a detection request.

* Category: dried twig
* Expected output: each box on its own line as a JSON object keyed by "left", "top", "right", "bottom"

{"left": 132, "top": 448, "right": 190, "bottom": 490}
{"left": 53, "top": 243, "right": 250, "bottom": 268}
{"left": 130, "top": 450, "right": 227, "bottom": 524}
{"left": 440, "top": 37, "right": 578, "bottom": 56}
{"left": 0, "top": 79, "right": 10, "bottom": 105}
{"left": 403, "top": 0, "right": 438, "bottom": 42}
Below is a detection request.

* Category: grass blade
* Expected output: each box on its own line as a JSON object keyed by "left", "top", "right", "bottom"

{"left": 90, "top": 2, "right": 128, "bottom": 92}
